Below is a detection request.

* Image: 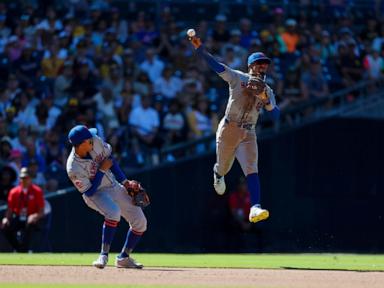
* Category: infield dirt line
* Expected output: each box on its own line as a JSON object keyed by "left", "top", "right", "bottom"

{"left": 0, "top": 265, "right": 383, "bottom": 288}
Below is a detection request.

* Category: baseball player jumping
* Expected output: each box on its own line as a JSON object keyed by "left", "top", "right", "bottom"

{"left": 189, "top": 31, "right": 280, "bottom": 223}
{"left": 66, "top": 125, "right": 149, "bottom": 269}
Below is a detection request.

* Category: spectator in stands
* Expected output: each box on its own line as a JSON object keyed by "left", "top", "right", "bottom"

{"left": 222, "top": 46, "right": 243, "bottom": 70}
{"left": 187, "top": 96, "right": 218, "bottom": 139}
{"left": 221, "top": 29, "right": 247, "bottom": 62}
{"left": 139, "top": 48, "right": 165, "bottom": 84}
{"left": 363, "top": 47, "right": 383, "bottom": 81}
{"left": 228, "top": 177, "right": 252, "bottom": 233}
{"left": 0, "top": 167, "right": 45, "bottom": 252}
{"left": 300, "top": 57, "right": 329, "bottom": 101}
{"left": 53, "top": 61, "right": 73, "bottom": 108}
{"left": 71, "top": 60, "right": 98, "bottom": 101}
{"left": 156, "top": 26, "right": 175, "bottom": 60}
{"left": 4, "top": 74, "right": 21, "bottom": 103}
{"left": 110, "top": 7, "right": 128, "bottom": 44}
{"left": 154, "top": 66, "right": 182, "bottom": 101}
{"left": 43, "top": 129, "right": 67, "bottom": 167}
{"left": 281, "top": 19, "right": 300, "bottom": 54}
{"left": 7, "top": 149, "right": 22, "bottom": 180}
{"left": 239, "top": 18, "right": 255, "bottom": 49}
{"left": 13, "top": 91, "right": 38, "bottom": 130}
{"left": 116, "top": 80, "right": 140, "bottom": 125}
{"left": 41, "top": 43, "right": 64, "bottom": 80}
{"left": 133, "top": 70, "right": 152, "bottom": 97}
{"left": 372, "top": 24, "right": 384, "bottom": 53}
{"left": 27, "top": 158, "right": 46, "bottom": 189}
{"left": 11, "top": 126, "right": 29, "bottom": 153}
{"left": 0, "top": 136, "right": 12, "bottom": 166}
{"left": 41, "top": 91, "right": 61, "bottom": 130}
{"left": 103, "top": 63, "right": 125, "bottom": 99}
{"left": 13, "top": 44, "right": 40, "bottom": 86}
{"left": 276, "top": 68, "right": 301, "bottom": 110}
{"left": 93, "top": 85, "right": 119, "bottom": 132}
{"left": 162, "top": 98, "right": 188, "bottom": 147}
{"left": 0, "top": 165, "right": 17, "bottom": 204}
{"left": 339, "top": 40, "right": 364, "bottom": 88}
{"left": 211, "top": 14, "right": 230, "bottom": 45}
{"left": 129, "top": 94, "right": 160, "bottom": 165}
{"left": 182, "top": 65, "right": 204, "bottom": 93}
{"left": 121, "top": 48, "right": 139, "bottom": 79}
{"left": 21, "top": 136, "right": 46, "bottom": 173}
{"left": 318, "top": 30, "right": 336, "bottom": 62}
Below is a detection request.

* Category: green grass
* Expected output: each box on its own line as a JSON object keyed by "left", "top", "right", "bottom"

{"left": 0, "top": 285, "right": 199, "bottom": 288}
{"left": 1, "top": 254, "right": 383, "bottom": 288}
{"left": 0, "top": 253, "right": 384, "bottom": 271}
{"left": 0, "top": 282, "right": 195, "bottom": 288}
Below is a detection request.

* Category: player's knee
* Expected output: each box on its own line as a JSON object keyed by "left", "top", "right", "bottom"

{"left": 131, "top": 215, "right": 147, "bottom": 233}
{"left": 105, "top": 207, "right": 121, "bottom": 222}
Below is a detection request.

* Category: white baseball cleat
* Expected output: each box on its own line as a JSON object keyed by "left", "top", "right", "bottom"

{"left": 213, "top": 171, "right": 226, "bottom": 195}
{"left": 115, "top": 256, "right": 143, "bottom": 269}
{"left": 93, "top": 254, "right": 108, "bottom": 269}
{"left": 249, "top": 205, "right": 269, "bottom": 223}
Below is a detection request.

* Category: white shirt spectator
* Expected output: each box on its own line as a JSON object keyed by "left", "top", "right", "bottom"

{"left": 129, "top": 106, "right": 159, "bottom": 136}
{"left": 93, "top": 89, "right": 119, "bottom": 129}
{"left": 154, "top": 76, "right": 182, "bottom": 99}
{"left": 139, "top": 50, "right": 165, "bottom": 83}
{"left": 363, "top": 52, "right": 384, "bottom": 80}
{"left": 14, "top": 106, "right": 38, "bottom": 129}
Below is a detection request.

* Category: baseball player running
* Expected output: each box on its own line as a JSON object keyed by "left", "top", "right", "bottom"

{"left": 189, "top": 30, "right": 280, "bottom": 223}
{"left": 66, "top": 125, "right": 148, "bottom": 269}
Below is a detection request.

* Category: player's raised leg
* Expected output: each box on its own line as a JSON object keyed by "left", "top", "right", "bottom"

{"left": 214, "top": 120, "right": 243, "bottom": 195}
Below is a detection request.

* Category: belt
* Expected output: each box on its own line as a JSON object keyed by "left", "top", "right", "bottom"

{"left": 224, "top": 118, "right": 256, "bottom": 130}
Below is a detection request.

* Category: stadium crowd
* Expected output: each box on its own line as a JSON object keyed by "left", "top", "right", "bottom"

{"left": 0, "top": 0, "right": 383, "bottom": 203}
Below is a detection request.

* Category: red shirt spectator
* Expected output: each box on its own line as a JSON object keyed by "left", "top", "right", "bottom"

{"left": 228, "top": 180, "right": 251, "bottom": 223}
{"left": 7, "top": 177, "right": 44, "bottom": 216}
{"left": 1, "top": 167, "right": 45, "bottom": 252}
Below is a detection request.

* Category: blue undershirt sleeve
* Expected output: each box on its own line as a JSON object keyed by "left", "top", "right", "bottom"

{"left": 196, "top": 46, "right": 225, "bottom": 73}
{"left": 84, "top": 170, "right": 105, "bottom": 197}
{"left": 267, "top": 106, "right": 280, "bottom": 121}
{"left": 109, "top": 157, "right": 127, "bottom": 183}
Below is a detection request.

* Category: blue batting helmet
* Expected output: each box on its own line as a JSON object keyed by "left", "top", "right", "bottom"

{"left": 68, "top": 125, "right": 97, "bottom": 145}
{"left": 247, "top": 52, "right": 271, "bottom": 66}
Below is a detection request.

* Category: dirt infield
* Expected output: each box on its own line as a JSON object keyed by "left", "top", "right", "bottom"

{"left": 0, "top": 265, "right": 383, "bottom": 287}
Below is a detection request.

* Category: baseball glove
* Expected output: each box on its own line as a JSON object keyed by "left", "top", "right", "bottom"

{"left": 246, "top": 76, "right": 266, "bottom": 96}
{"left": 124, "top": 180, "right": 150, "bottom": 208}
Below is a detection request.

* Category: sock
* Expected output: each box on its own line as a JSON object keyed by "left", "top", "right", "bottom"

{"left": 119, "top": 229, "right": 143, "bottom": 258}
{"left": 101, "top": 219, "right": 118, "bottom": 255}
{"left": 214, "top": 164, "right": 223, "bottom": 178}
{"left": 246, "top": 173, "right": 261, "bottom": 206}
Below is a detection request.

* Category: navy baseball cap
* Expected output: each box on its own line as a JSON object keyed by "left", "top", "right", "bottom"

{"left": 247, "top": 52, "right": 271, "bottom": 66}
{"left": 68, "top": 125, "right": 97, "bottom": 145}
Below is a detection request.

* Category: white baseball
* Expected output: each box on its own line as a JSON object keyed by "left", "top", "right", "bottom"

{"left": 187, "top": 29, "right": 196, "bottom": 37}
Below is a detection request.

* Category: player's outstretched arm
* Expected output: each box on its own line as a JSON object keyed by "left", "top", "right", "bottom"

{"left": 187, "top": 28, "right": 225, "bottom": 74}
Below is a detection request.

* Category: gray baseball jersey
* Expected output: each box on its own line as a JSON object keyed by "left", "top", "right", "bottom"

{"left": 67, "top": 135, "right": 114, "bottom": 193}
{"left": 215, "top": 65, "right": 276, "bottom": 177}
{"left": 219, "top": 64, "right": 276, "bottom": 125}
